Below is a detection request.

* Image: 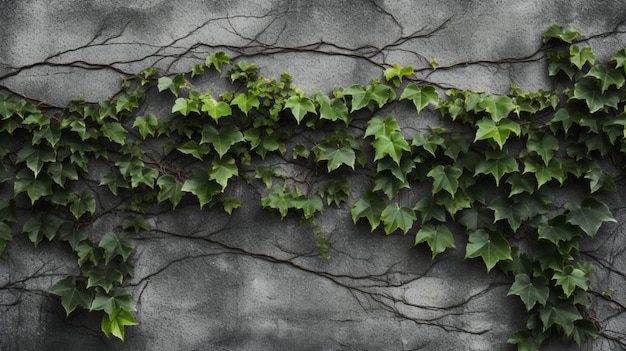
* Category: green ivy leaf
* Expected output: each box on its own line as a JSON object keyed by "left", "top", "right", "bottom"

{"left": 57, "top": 222, "right": 89, "bottom": 250}
{"left": 364, "top": 116, "right": 401, "bottom": 139}
{"left": 130, "top": 167, "right": 159, "bottom": 189}
{"left": 351, "top": 192, "right": 386, "bottom": 231}
{"left": 413, "top": 198, "right": 447, "bottom": 224}
{"left": 22, "top": 215, "right": 59, "bottom": 247}
{"left": 523, "top": 157, "right": 564, "bottom": 189}
{"left": 552, "top": 266, "right": 590, "bottom": 298}
{"left": 537, "top": 215, "right": 579, "bottom": 245}
{"left": 100, "top": 308, "right": 138, "bottom": 341}
{"left": 380, "top": 203, "right": 416, "bottom": 235}
{"left": 132, "top": 114, "right": 159, "bottom": 139}
{"left": 314, "top": 92, "right": 349, "bottom": 124}
{"left": 479, "top": 95, "right": 516, "bottom": 122}
{"left": 99, "top": 232, "right": 135, "bottom": 264}
{"left": 427, "top": 165, "right": 462, "bottom": 197}
{"left": 231, "top": 93, "right": 260, "bottom": 116}
{"left": 414, "top": 223, "right": 456, "bottom": 258}
{"left": 586, "top": 65, "right": 625, "bottom": 93}
{"left": 456, "top": 207, "right": 495, "bottom": 231}
{"left": 157, "top": 74, "right": 187, "bottom": 97}
{"left": 400, "top": 84, "right": 439, "bottom": 114}
{"left": 474, "top": 152, "right": 518, "bottom": 186}
{"left": 156, "top": 175, "right": 184, "bottom": 208}
{"left": 181, "top": 169, "right": 222, "bottom": 208}
{"left": 465, "top": 229, "right": 512, "bottom": 272}
{"left": 384, "top": 63, "right": 414, "bottom": 86}
{"left": 200, "top": 125, "right": 245, "bottom": 158}
{"left": 86, "top": 268, "right": 123, "bottom": 293}
{"left": 254, "top": 166, "right": 276, "bottom": 189}
{"left": 177, "top": 140, "right": 211, "bottom": 160}
{"left": 69, "top": 190, "right": 97, "bottom": 219}
{"left": 313, "top": 142, "right": 356, "bottom": 172}
{"left": 14, "top": 169, "right": 53, "bottom": 204}
{"left": 101, "top": 122, "right": 127, "bottom": 145}
{"left": 284, "top": 95, "right": 316, "bottom": 124}
{"left": 16, "top": 144, "right": 56, "bottom": 177}
{"left": 210, "top": 155, "right": 238, "bottom": 190}
{"left": 372, "top": 132, "right": 410, "bottom": 164}
{"left": 222, "top": 197, "right": 241, "bottom": 215}
{"left": 573, "top": 77, "right": 620, "bottom": 113}
{"left": 91, "top": 288, "right": 135, "bottom": 315}
{"left": 538, "top": 302, "right": 582, "bottom": 335}
{"left": 261, "top": 186, "right": 294, "bottom": 219}
{"left": 205, "top": 51, "right": 230, "bottom": 72}
{"left": 508, "top": 274, "right": 549, "bottom": 310}
{"left": 526, "top": 132, "right": 559, "bottom": 166}
{"left": 171, "top": 97, "right": 200, "bottom": 116}
{"left": 569, "top": 45, "right": 596, "bottom": 70}
{"left": 49, "top": 276, "right": 93, "bottom": 316}
{"left": 201, "top": 96, "right": 232, "bottom": 122}
{"left": 565, "top": 198, "right": 616, "bottom": 237}
{"left": 293, "top": 194, "right": 323, "bottom": 219}
{"left": 319, "top": 176, "right": 351, "bottom": 206}
{"left": 542, "top": 23, "right": 580, "bottom": 43}
{"left": 474, "top": 118, "right": 520, "bottom": 149}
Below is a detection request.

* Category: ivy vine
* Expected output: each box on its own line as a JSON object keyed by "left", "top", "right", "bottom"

{"left": 0, "top": 23, "right": 625, "bottom": 349}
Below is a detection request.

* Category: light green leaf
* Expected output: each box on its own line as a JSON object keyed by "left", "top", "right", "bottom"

{"left": 465, "top": 229, "right": 512, "bottom": 272}
{"left": 157, "top": 74, "right": 187, "bottom": 97}
{"left": 381, "top": 203, "right": 416, "bottom": 235}
{"left": 209, "top": 155, "right": 238, "bottom": 190}
{"left": 284, "top": 95, "right": 316, "bottom": 124}
{"left": 479, "top": 95, "right": 515, "bottom": 122}
{"left": 565, "top": 198, "right": 616, "bottom": 237}
{"left": 101, "top": 308, "right": 137, "bottom": 341}
{"left": 427, "top": 165, "right": 462, "bottom": 197}
{"left": 171, "top": 97, "right": 200, "bottom": 116}
{"left": 384, "top": 63, "right": 414, "bottom": 86}
{"left": 231, "top": 93, "right": 260, "bottom": 115}
{"left": 314, "top": 92, "right": 349, "bottom": 124}
{"left": 364, "top": 116, "right": 401, "bottom": 139}
{"left": 543, "top": 23, "right": 580, "bottom": 43}
{"left": 201, "top": 97, "right": 232, "bottom": 122}
{"left": 205, "top": 51, "right": 230, "bottom": 72}
{"left": 222, "top": 197, "right": 241, "bottom": 215}
{"left": 508, "top": 274, "right": 549, "bottom": 310}
{"left": 49, "top": 276, "right": 93, "bottom": 316}
{"left": 132, "top": 114, "right": 158, "bottom": 139}
{"left": 400, "top": 84, "right": 439, "bottom": 113}
{"left": 101, "top": 122, "right": 127, "bottom": 145}
{"left": 91, "top": 288, "right": 135, "bottom": 315}
{"left": 474, "top": 118, "right": 520, "bottom": 149}
{"left": 414, "top": 223, "right": 456, "bottom": 258}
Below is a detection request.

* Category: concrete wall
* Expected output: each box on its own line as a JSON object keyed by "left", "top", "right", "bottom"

{"left": 1, "top": 1, "right": 625, "bottom": 350}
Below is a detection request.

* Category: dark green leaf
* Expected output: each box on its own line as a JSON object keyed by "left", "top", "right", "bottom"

{"left": 313, "top": 142, "right": 356, "bottom": 172}
{"left": 200, "top": 125, "right": 244, "bottom": 158}
{"left": 181, "top": 169, "right": 221, "bottom": 208}
{"left": 156, "top": 175, "right": 184, "bottom": 208}
{"left": 538, "top": 302, "right": 582, "bottom": 335}
{"left": 414, "top": 223, "right": 456, "bottom": 258}
{"left": 381, "top": 203, "right": 416, "bottom": 234}
{"left": 465, "top": 229, "right": 512, "bottom": 272}
{"left": 49, "top": 276, "right": 93, "bottom": 316}
{"left": 99, "top": 232, "right": 134, "bottom": 264}
{"left": 508, "top": 274, "right": 549, "bottom": 310}
{"left": 427, "top": 165, "right": 462, "bottom": 197}
{"left": 565, "top": 198, "right": 616, "bottom": 237}
{"left": 351, "top": 192, "right": 386, "bottom": 231}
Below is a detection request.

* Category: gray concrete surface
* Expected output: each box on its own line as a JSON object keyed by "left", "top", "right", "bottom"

{"left": 1, "top": 1, "right": 625, "bottom": 350}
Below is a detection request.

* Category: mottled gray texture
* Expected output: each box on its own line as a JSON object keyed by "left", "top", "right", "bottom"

{"left": 1, "top": 1, "right": 626, "bottom": 350}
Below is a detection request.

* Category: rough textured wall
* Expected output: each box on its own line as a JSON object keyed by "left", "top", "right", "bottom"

{"left": 0, "top": 1, "right": 625, "bottom": 350}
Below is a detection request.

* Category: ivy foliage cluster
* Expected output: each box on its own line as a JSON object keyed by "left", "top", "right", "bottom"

{"left": 0, "top": 24, "right": 624, "bottom": 349}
